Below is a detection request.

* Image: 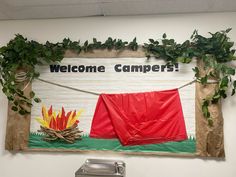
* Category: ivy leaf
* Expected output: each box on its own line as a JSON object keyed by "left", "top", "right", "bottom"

{"left": 232, "top": 89, "right": 235, "bottom": 96}
{"left": 11, "top": 106, "right": 18, "bottom": 112}
{"left": 200, "top": 75, "right": 208, "bottom": 85}
{"left": 7, "top": 96, "right": 14, "bottom": 101}
{"left": 225, "top": 67, "right": 235, "bottom": 75}
{"left": 220, "top": 76, "right": 229, "bottom": 89}
{"left": 2, "top": 87, "right": 7, "bottom": 93}
{"left": 128, "top": 37, "right": 138, "bottom": 51}
{"left": 211, "top": 92, "right": 221, "bottom": 104}
{"left": 27, "top": 102, "right": 33, "bottom": 107}
{"left": 225, "top": 28, "right": 232, "bottom": 33}
{"left": 191, "top": 29, "right": 198, "bottom": 39}
{"left": 162, "top": 33, "right": 167, "bottom": 39}
{"left": 178, "top": 57, "right": 192, "bottom": 63}
{"left": 192, "top": 67, "right": 200, "bottom": 78}
{"left": 19, "top": 109, "right": 26, "bottom": 115}
{"left": 208, "top": 118, "right": 213, "bottom": 127}
{"left": 13, "top": 100, "right": 19, "bottom": 106}
{"left": 177, "top": 57, "right": 184, "bottom": 63}
{"left": 34, "top": 98, "right": 41, "bottom": 103}
{"left": 93, "top": 38, "right": 97, "bottom": 43}
{"left": 45, "top": 51, "right": 52, "bottom": 57}
{"left": 219, "top": 89, "right": 227, "bottom": 98}
{"left": 233, "top": 80, "right": 236, "bottom": 88}
{"left": 202, "top": 100, "right": 210, "bottom": 118}
{"left": 84, "top": 40, "right": 88, "bottom": 46}
{"left": 149, "top": 39, "right": 155, "bottom": 43}
{"left": 29, "top": 91, "right": 35, "bottom": 98}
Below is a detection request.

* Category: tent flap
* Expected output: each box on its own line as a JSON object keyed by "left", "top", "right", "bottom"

{"left": 90, "top": 89, "right": 187, "bottom": 146}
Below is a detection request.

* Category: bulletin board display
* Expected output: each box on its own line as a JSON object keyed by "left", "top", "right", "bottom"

{"left": 5, "top": 49, "right": 225, "bottom": 158}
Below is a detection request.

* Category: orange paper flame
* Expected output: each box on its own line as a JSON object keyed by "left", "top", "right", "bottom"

{"left": 36, "top": 105, "right": 83, "bottom": 130}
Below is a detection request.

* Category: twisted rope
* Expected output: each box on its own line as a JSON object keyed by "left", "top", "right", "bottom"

{"left": 15, "top": 72, "right": 32, "bottom": 91}
{"left": 36, "top": 78, "right": 100, "bottom": 96}
{"left": 15, "top": 72, "right": 219, "bottom": 95}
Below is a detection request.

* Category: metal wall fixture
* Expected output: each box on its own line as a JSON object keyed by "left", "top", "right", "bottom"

{"left": 75, "top": 159, "right": 125, "bottom": 177}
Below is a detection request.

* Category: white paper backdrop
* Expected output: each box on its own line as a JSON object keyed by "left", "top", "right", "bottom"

{"left": 31, "top": 57, "right": 196, "bottom": 137}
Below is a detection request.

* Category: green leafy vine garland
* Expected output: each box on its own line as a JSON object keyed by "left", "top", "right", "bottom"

{"left": 0, "top": 29, "right": 235, "bottom": 126}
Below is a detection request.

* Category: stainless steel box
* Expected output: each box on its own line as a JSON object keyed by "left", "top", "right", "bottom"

{"left": 75, "top": 159, "right": 125, "bottom": 177}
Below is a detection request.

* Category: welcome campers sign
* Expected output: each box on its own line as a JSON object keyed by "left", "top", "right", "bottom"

{"left": 49, "top": 63, "right": 179, "bottom": 73}
{"left": 5, "top": 50, "right": 224, "bottom": 158}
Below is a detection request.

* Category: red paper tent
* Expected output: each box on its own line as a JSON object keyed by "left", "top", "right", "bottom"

{"left": 90, "top": 89, "right": 187, "bottom": 146}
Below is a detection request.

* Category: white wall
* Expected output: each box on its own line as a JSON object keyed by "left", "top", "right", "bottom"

{"left": 1, "top": 12, "right": 236, "bottom": 177}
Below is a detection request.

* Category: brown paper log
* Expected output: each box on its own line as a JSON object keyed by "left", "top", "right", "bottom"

{"left": 5, "top": 70, "right": 32, "bottom": 151}
{"left": 195, "top": 60, "right": 225, "bottom": 157}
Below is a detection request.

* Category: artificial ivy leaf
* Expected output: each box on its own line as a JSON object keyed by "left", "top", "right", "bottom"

{"left": 192, "top": 67, "right": 200, "bottom": 77}
{"left": 177, "top": 57, "right": 191, "bottom": 64}
{"left": 34, "top": 97, "right": 41, "bottom": 103}
{"left": 62, "top": 38, "right": 70, "bottom": 45}
{"left": 45, "top": 51, "right": 52, "bottom": 57}
{"left": 227, "top": 42, "right": 234, "bottom": 48}
{"left": 200, "top": 75, "right": 208, "bottom": 85}
{"left": 220, "top": 76, "right": 229, "bottom": 88}
{"left": 29, "top": 91, "right": 35, "bottom": 98}
{"left": 19, "top": 109, "right": 27, "bottom": 115}
{"left": 11, "top": 106, "right": 18, "bottom": 111}
{"left": 225, "top": 67, "right": 235, "bottom": 75}
{"left": 149, "top": 39, "right": 155, "bottom": 43}
{"left": 84, "top": 40, "right": 88, "bottom": 46}
{"left": 13, "top": 100, "right": 19, "bottom": 106}
{"left": 16, "top": 89, "right": 24, "bottom": 95}
{"left": 7, "top": 96, "right": 14, "bottom": 101}
{"left": 2, "top": 87, "right": 7, "bottom": 93}
{"left": 177, "top": 57, "right": 185, "bottom": 63}
{"left": 225, "top": 28, "right": 232, "bottom": 33}
{"left": 208, "top": 118, "right": 213, "bottom": 127}
{"left": 231, "top": 49, "right": 236, "bottom": 55}
{"left": 18, "top": 99, "right": 26, "bottom": 104}
{"left": 76, "top": 47, "right": 82, "bottom": 53}
{"left": 26, "top": 102, "right": 33, "bottom": 107}
{"left": 202, "top": 100, "right": 210, "bottom": 118}
{"left": 18, "top": 104, "right": 30, "bottom": 113}
{"left": 219, "top": 90, "right": 227, "bottom": 98}
{"left": 232, "top": 89, "right": 235, "bottom": 96}
{"left": 212, "top": 93, "right": 221, "bottom": 104}
{"left": 233, "top": 80, "right": 236, "bottom": 88}
{"left": 191, "top": 29, "right": 198, "bottom": 39}
{"left": 185, "top": 58, "right": 192, "bottom": 63}
{"left": 162, "top": 33, "right": 167, "bottom": 39}
{"left": 93, "top": 38, "right": 97, "bottom": 43}
{"left": 209, "top": 71, "right": 215, "bottom": 78}
{"left": 129, "top": 38, "right": 138, "bottom": 51}
{"left": 214, "top": 93, "right": 221, "bottom": 99}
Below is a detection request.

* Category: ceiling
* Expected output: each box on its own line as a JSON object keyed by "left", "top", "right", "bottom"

{"left": 0, "top": 0, "right": 236, "bottom": 20}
